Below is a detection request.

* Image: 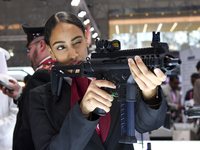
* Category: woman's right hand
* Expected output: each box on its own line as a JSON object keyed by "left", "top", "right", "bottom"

{"left": 80, "top": 80, "right": 116, "bottom": 115}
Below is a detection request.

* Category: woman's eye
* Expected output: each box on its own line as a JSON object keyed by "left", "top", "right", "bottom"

{"left": 73, "top": 41, "right": 81, "bottom": 46}
{"left": 57, "top": 46, "right": 65, "bottom": 50}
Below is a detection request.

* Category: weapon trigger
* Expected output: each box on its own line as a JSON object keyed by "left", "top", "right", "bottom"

{"left": 111, "top": 93, "right": 118, "bottom": 98}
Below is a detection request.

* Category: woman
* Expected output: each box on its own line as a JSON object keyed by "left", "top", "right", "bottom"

{"left": 29, "top": 11, "right": 167, "bottom": 150}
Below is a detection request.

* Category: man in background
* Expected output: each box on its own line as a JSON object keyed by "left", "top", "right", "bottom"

{"left": 161, "top": 75, "right": 185, "bottom": 122}
{"left": 0, "top": 47, "right": 18, "bottom": 150}
{"left": 185, "top": 73, "right": 200, "bottom": 101}
{"left": 194, "top": 61, "right": 200, "bottom": 105}
{"left": 0, "top": 24, "right": 55, "bottom": 150}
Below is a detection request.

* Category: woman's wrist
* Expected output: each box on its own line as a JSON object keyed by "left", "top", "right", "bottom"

{"left": 142, "top": 86, "right": 158, "bottom": 100}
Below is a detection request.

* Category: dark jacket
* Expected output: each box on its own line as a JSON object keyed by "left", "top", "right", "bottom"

{"left": 184, "top": 88, "right": 193, "bottom": 101}
{"left": 29, "top": 80, "right": 167, "bottom": 150}
{"left": 13, "top": 69, "right": 51, "bottom": 150}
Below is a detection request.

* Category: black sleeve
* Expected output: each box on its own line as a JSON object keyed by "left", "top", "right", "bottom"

{"left": 29, "top": 87, "right": 99, "bottom": 150}
{"left": 13, "top": 70, "right": 51, "bottom": 150}
{"left": 135, "top": 86, "right": 168, "bottom": 133}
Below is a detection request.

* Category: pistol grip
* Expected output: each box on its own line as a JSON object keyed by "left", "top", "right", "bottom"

{"left": 93, "top": 107, "right": 106, "bottom": 116}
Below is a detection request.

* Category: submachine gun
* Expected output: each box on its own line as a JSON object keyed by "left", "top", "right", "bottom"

{"left": 51, "top": 32, "right": 181, "bottom": 144}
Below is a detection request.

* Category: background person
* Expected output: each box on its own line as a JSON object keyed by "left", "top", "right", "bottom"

{"left": 29, "top": 11, "right": 168, "bottom": 150}
{"left": 194, "top": 61, "right": 200, "bottom": 105}
{"left": 0, "top": 47, "right": 18, "bottom": 150}
{"left": 0, "top": 24, "right": 55, "bottom": 150}
{"left": 161, "top": 75, "right": 184, "bottom": 122}
{"left": 185, "top": 73, "right": 200, "bottom": 101}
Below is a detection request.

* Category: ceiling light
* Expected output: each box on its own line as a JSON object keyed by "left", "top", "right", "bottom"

{"left": 170, "top": 22, "right": 178, "bottom": 32}
{"left": 143, "top": 24, "right": 148, "bottom": 33}
{"left": 156, "top": 23, "right": 163, "bottom": 32}
{"left": 90, "top": 27, "right": 94, "bottom": 32}
{"left": 8, "top": 24, "right": 21, "bottom": 30}
{"left": 115, "top": 25, "right": 119, "bottom": 34}
{"left": 71, "top": 0, "right": 80, "bottom": 6}
{"left": 78, "top": 11, "right": 86, "bottom": 18}
{"left": 109, "top": 16, "right": 200, "bottom": 25}
{"left": 83, "top": 19, "right": 90, "bottom": 25}
{"left": 0, "top": 25, "right": 5, "bottom": 30}
{"left": 129, "top": 25, "right": 133, "bottom": 33}
{"left": 185, "top": 23, "right": 192, "bottom": 31}
{"left": 92, "top": 32, "right": 98, "bottom": 38}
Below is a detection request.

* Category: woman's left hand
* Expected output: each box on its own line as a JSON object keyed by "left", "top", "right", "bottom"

{"left": 128, "top": 55, "right": 167, "bottom": 99}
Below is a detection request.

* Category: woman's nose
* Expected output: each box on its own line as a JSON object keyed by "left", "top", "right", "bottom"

{"left": 68, "top": 48, "right": 78, "bottom": 61}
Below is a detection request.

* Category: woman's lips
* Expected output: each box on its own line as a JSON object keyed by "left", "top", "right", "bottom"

{"left": 69, "top": 60, "right": 82, "bottom": 65}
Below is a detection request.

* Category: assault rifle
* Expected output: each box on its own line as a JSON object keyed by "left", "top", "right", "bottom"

{"left": 51, "top": 32, "right": 181, "bottom": 144}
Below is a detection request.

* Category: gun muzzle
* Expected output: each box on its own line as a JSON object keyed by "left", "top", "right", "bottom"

{"left": 165, "top": 57, "right": 182, "bottom": 66}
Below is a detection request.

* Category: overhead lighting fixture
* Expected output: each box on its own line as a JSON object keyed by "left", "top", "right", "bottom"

{"left": 170, "top": 22, "right": 178, "bottom": 32}
{"left": 129, "top": 25, "right": 133, "bottom": 33}
{"left": 78, "top": 11, "right": 86, "bottom": 18}
{"left": 90, "top": 27, "right": 94, "bottom": 32}
{"left": 156, "top": 23, "right": 163, "bottom": 32}
{"left": 8, "top": 24, "right": 21, "bottom": 30}
{"left": 71, "top": 0, "right": 80, "bottom": 6}
{"left": 0, "top": 25, "right": 5, "bottom": 30}
{"left": 92, "top": 32, "right": 98, "bottom": 38}
{"left": 143, "top": 24, "right": 148, "bottom": 33}
{"left": 109, "top": 16, "right": 200, "bottom": 25}
{"left": 185, "top": 23, "right": 192, "bottom": 31}
{"left": 83, "top": 19, "right": 90, "bottom": 25}
{"left": 115, "top": 25, "right": 119, "bottom": 34}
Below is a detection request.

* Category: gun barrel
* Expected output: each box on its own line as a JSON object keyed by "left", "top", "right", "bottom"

{"left": 165, "top": 58, "right": 181, "bottom": 66}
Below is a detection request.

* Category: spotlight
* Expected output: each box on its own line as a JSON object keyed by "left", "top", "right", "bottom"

{"left": 78, "top": 11, "right": 86, "bottom": 18}
{"left": 71, "top": 0, "right": 80, "bottom": 6}
{"left": 83, "top": 19, "right": 90, "bottom": 25}
{"left": 92, "top": 33, "right": 98, "bottom": 38}
{"left": 90, "top": 27, "right": 94, "bottom": 32}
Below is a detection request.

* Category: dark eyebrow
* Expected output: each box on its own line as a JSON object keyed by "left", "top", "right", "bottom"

{"left": 71, "top": 36, "right": 82, "bottom": 41}
{"left": 52, "top": 36, "right": 82, "bottom": 46}
{"left": 52, "top": 41, "right": 65, "bottom": 46}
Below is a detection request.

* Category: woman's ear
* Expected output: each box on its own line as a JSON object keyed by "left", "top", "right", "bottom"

{"left": 47, "top": 45, "right": 56, "bottom": 60}
{"left": 84, "top": 30, "right": 89, "bottom": 48}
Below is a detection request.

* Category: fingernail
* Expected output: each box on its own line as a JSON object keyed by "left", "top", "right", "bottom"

{"left": 135, "top": 56, "right": 140, "bottom": 61}
{"left": 128, "top": 58, "right": 132, "bottom": 63}
{"left": 154, "top": 69, "right": 160, "bottom": 74}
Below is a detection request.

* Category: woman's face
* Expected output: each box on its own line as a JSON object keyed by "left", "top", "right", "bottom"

{"left": 49, "top": 22, "right": 88, "bottom": 65}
